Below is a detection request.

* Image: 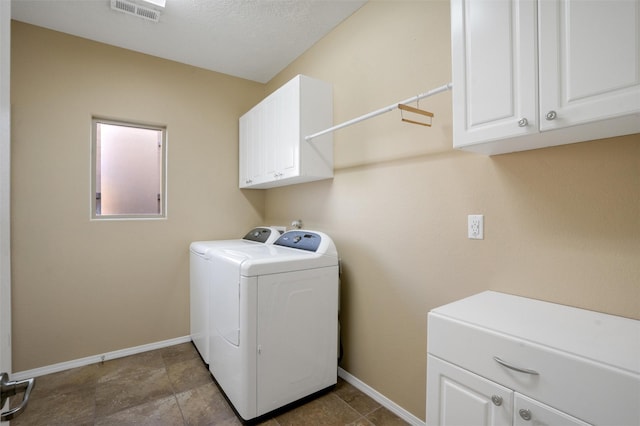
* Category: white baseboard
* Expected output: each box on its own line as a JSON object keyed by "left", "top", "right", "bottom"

{"left": 338, "top": 367, "right": 425, "bottom": 426}
{"left": 12, "top": 335, "right": 192, "bottom": 381}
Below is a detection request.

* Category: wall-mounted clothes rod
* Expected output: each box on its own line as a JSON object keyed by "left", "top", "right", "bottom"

{"left": 305, "top": 82, "right": 452, "bottom": 142}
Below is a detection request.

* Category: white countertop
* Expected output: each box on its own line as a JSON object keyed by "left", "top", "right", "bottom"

{"left": 431, "top": 291, "right": 640, "bottom": 374}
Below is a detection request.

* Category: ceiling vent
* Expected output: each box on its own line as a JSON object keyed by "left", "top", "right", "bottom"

{"left": 110, "top": 0, "right": 165, "bottom": 23}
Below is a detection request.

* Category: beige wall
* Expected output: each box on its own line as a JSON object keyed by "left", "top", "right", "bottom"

{"left": 264, "top": 0, "right": 640, "bottom": 420}
{"left": 10, "top": 1, "right": 640, "bottom": 422}
{"left": 10, "top": 22, "right": 266, "bottom": 372}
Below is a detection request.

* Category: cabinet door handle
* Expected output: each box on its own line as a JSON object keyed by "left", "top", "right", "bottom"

{"left": 545, "top": 110, "right": 557, "bottom": 120}
{"left": 519, "top": 408, "right": 532, "bottom": 421}
{"left": 518, "top": 118, "right": 528, "bottom": 127}
{"left": 491, "top": 395, "right": 503, "bottom": 406}
{"left": 493, "top": 356, "right": 539, "bottom": 375}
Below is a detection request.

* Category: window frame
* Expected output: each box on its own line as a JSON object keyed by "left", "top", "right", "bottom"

{"left": 90, "top": 117, "right": 168, "bottom": 220}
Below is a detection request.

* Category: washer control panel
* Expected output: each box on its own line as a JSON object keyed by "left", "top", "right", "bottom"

{"left": 275, "top": 231, "right": 322, "bottom": 252}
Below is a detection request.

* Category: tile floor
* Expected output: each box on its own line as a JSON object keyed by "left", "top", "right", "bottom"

{"left": 10, "top": 343, "right": 408, "bottom": 425}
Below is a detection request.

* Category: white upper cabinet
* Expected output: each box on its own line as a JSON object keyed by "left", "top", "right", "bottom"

{"left": 451, "top": 0, "right": 640, "bottom": 155}
{"left": 239, "top": 75, "right": 333, "bottom": 189}
{"left": 451, "top": 0, "right": 538, "bottom": 147}
{"left": 538, "top": 0, "right": 639, "bottom": 131}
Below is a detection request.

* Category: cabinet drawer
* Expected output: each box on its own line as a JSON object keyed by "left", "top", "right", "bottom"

{"left": 514, "top": 393, "right": 590, "bottom": 426}
{"left": 428, "top": 313, "right": 640, "bottom": 426}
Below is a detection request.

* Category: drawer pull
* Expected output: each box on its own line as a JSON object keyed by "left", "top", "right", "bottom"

{"left": 493, "top": 356, "right": 539, "bottom": 375}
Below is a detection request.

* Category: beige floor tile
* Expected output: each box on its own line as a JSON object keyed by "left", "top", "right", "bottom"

{"left": 96, "top": 350, "right": 165, "bottom": 384}
{"left": 94, "top": 366, "right": 173, "bottom": 418}
{"left": 275, "top": 393, "right": 361, "bottom": 426}
{"left": 333, "top": 378, "right": 382, "bottom": 416}
{"left": 11, "top": 386, "right": 96, "bottom": 426}
{"left": 366, "top": 406, "right": 408, "bottom": 425}
{"left": 347, "top": 418, "right": 376, "bottom": 426}
{"left": 166, "top": 356, "right": 213, "bottom": 394}
{"left": 176, "top": 382, "right": 240, "bottom": 426}
{"left": 25, "top": 364, "right": 100, "bottom": 400}
{"left": 256, "top": 419, "right": 280, "bottom": 426}
{"left": 160, "top": 342, "right": 200, "bottom": 366}
{"left": 95, "top": 395, "right": 184, "bottom": 426}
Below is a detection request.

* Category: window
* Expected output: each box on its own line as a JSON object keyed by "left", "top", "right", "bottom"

{"left": 91, "top": 118, "right": 166, "bottom": 219}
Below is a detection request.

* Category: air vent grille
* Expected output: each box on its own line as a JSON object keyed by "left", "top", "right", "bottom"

{"left": 111, "top": 0, "right": 161, "bottom": 23}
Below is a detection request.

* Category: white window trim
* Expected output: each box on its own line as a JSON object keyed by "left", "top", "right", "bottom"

{"left": 90, "top": 117, "right": 168, "bottom": 221}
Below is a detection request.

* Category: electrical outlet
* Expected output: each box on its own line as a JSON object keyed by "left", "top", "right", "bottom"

{"left": 468, "top": 215, "right": 484, "bottom": 239}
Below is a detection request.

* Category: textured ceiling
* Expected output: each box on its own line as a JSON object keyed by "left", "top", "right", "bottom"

{"left": 11, "top": 0, "right": 367, "bottom": 83}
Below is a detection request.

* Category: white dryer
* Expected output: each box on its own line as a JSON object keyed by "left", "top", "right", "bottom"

{"left": 208, "top": 230, "right": 339, "bottom": 421}
{"left": 189, "top": 227, "right": 281, "bottom": 364}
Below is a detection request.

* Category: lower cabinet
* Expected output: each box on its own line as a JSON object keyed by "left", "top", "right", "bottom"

{"left": 426, "top": 291, "right": 640, "bottom": 426}
{"left": 427, "top": 355, "right": 512, "bottom": 426}
{"left": 427, "top": 355, "right": 589, "bottom": 426}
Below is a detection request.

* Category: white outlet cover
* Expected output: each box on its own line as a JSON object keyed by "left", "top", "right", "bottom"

{"left": 468, "top": 215, "right": 484, "bottom": 239}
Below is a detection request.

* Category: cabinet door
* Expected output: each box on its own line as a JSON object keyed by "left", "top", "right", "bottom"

{"left": 451, "top": 0, "right": 538, "bottom": 147}
{"left": 514, "top": 393, "right": 591, "bottom": 426}
{"left": 261, "top": 79, "right": 299, "bottom": 183}
{"left": 272, "top": 79, "right": 299, "bottom": 180}
{"left": 239, "top": 113, "right": 250, "bottom": 187}
{"left": 262, "top": 93, "right": 279, "bottom": 181}
{"left": 427, "top": 355, "right": 512, "bottom": 426}
{"left": 239, "top": 111, "right": 257, "bottom": 187}
{"left": 239, "top": 103, "right": 268, "bottom": 188}
{"left": 538, "top": 0, "right": 640, "bottom": 131}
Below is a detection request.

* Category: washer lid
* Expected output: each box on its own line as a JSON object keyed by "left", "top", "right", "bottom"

{"left": 190, "top": 226, "right": 282, "bottom": 256}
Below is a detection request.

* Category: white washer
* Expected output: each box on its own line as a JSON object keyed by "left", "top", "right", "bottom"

{"left": 208, "top": 230, "right": 339, "bottom": 421}
{"left": 189, "top": 227, "right": 281, "bottom": 364}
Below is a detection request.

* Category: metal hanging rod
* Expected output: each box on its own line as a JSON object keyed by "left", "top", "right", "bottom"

{"left": 305, "top": 82, "right": 453, "bottom": 142}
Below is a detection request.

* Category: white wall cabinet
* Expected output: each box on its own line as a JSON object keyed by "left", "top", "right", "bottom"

{"left": 451, "top": 0, "right": 640, "bottom": 155}
{"left": 426, "top": 291, "right": 640, "bottom": 426}
{"left": 239, "top": 74, "right": 333, "bottom": 189}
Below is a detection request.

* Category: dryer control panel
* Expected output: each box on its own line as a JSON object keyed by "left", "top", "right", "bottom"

{"left": 242, "top": 227, "right": 278, "bottom": 243}
{"left": 275, "top": 231, "right": 322, "bottom": 252}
